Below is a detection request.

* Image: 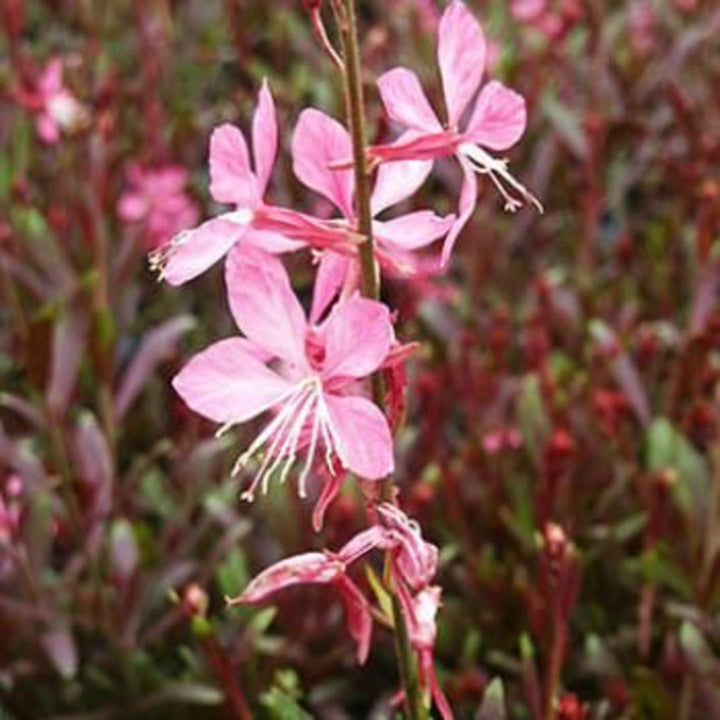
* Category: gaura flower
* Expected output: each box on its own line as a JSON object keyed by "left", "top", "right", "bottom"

{"left": 292, "top": 107, "right": 455, "bottom": 320}
{"left": 172, "top": 247, "right": 395, "bottom": 502}
{"left": 117, "top": 164, "right": 199, "bottom": 249}
{"left": 227, "top": 504, "right": 452, "bottom": 716}
{"left": 227, "top": 527, "right": 389, "bottom": 664}
{"left": 150, "top": 81, "right": 354, "bottom": 286}
{"left": 371, "top": 0, "right": 542, "bottom": 263}
{"left": 21, "top": 57, "right": 88, "bottom": 144}
{"left": 404, "top": 587, "right": 453, "bottom": 720}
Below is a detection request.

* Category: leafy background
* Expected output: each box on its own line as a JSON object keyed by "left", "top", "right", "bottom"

{"left": 1, "top": 0, "right": 720, "bottom": 718}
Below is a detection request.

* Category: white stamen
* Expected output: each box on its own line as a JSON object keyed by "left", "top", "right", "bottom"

{"left": 296, "top": 394, "right": 323, "bottom": 498}
{"left": 233, "top": 377, "right": 338, "bottom": 502}
{"left": 262, "top": 388, "right": 318, "bottom": 496}
{"left": 316, "top": 394, "right": 343, "bottom": 473}
{"left": 459, "top": 142, "right": 544, "bottom": 214}
{"left": 234, "top": 382, "right": 314, "bottom": 500}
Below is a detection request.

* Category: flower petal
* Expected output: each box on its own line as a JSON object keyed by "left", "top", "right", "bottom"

{"left": 371, "top": 159, "right": 433, "bottom": 216}
{"left": 117, "top": 193, "right": 147, "bottom": 222}
{"left": 231, "top": 552, "right": 342, "bottom": 604}
{"left": 464, "top": 80, "right": 527, "bottom": 150}
{"left": 335, "top": 575, "right": 374, "bottom": 665}
{"left": 377, "top": 68, "right": 442, "bottom": 133}
{"left": 225, "top": 245, "right": 308, "bottom": 366}
{"left": 245, "top": 228, "right": 306, "bottom": 254}
{"left": 322, "top": 296, "right": 393, "bottom": 380}
{"left": 209, "top": 124, "right": 260, "bottom": 207}
{"left": 252, "top": 79, "right": 277, "bottom": 196}
{"left": 161, "top": 216, "right": 246, "bottom": 286}
{"left": 441, "top": 157, "right": 477, "bottom": 266}
{"left": 438, "top": 0, "right": 487, "bottom": 126}
{"left": 310, "top": 252, "right": 351, "bottom": 324}
{"left": 324, "top": 394, "right": 394, "bottom": 479}
{"left": 36, "top": 114, "right": 59, "bottom": 144}
{"left": 292, "top": 108, "right": 355, "bottom": 218}
{"left": 39, "top": 58, "right": 63, "bottom": 95}
{"left": 375, "top": 210, "right": 455, "bottom": 251}
{"left": 172, "top": 338, "right": 293, "bottom": 424}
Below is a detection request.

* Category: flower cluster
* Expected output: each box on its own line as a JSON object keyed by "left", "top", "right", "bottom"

{"left": 153, "top": 2, "right": 537, "bottom": 716}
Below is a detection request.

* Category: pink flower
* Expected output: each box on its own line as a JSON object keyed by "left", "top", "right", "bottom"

{"left": 227, "top": 527, "right": 389, "bottom": 663}
{"left": 227, "top": 505, "right": 452, "bottom": 715}
{"left": 117, "top": 164, "right": 199, "bottom": 249}
{"left": 405, "top": 587, "right": 453, "bottom": 720}
{"left": 172, "top": 247, "right": 395, "bottom": 502}
{"left": 371, "top": 0, "right": 542, "bottom": 263}
{"left": 30, "top": 57, "right": 88, "bottom": 144}
{"left": 150, "top": 81, "right": 352, "bottom": 286}
{"left": 292, "top": 108, "right": 455, "bottom": 320}
{"left": 511, "top": 0, "right": 547, "bottom": 22}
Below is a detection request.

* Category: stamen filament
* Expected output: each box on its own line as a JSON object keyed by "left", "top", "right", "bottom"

{"left": 459, "top": 142, "right": 544, "bottom": 214}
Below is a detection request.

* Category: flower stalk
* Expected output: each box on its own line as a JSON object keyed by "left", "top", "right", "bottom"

{"left": 333, "top": 1, "right": 426, "bottom": 717}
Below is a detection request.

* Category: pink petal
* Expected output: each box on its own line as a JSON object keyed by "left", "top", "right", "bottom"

{"left": 310, "top": 252, "right": 351, "bottom": 324}
{"left": 39, "top": 58, "right": 63, "bottom": 95}
{"left": 117, "top": 193, "right": 147, "bottom": 222}
{"left": 160, "top": 216, "right": 246, "bottom": 286}
{"left": 369, "top": 129, "right": 458, "bottom": 163}
{"left": 225, "top": 245, "right": 308, "bottom": 366}
{"left": 324, "top": 394, "right": 394, "bottom": 479}
{"left": 441, "top": 157, "right": 477, "bottom": 266}
{"left": 208, "top": 124, "right": 260, "bottom": 207}
{"left": 335, "top": 575, "right": 374, "bottom": 665}
{"left": 36, "top": 114, "right": 59, "bottom": 144}
{"left": 464, "top": 80, "right": 527, "bottom": 150}
{"left": 376, "top": 68, "right": 442, "bottom": 133}
{"left": 322, "top": 296, "right": 392, "bottom": 380}
{"left": 232, "top": 552, "right": 342, "bottom": 604}
{"left": 172, "top": 338, "right": 293, "bottom": 424}
{"left": 370, "top": 159, "right": 433, "bottom": 216}
{"left": 375, "top": 210, "right": 455, "bottom": 251}
{"left": 312, "top": 462, "right": 346, "bottom": 532}
{"left": 438, "top": 1, "right": 487, "bottom": 126}
{"left": 292, "top": 109, "right": 355, "bottom": 218}
{"left": 252, "top": 79, "right": 277, "bottom": 196}
{"left": 244, "top": 228, "right": 306, "bottom": 254}
{"left": 338, "top": 526, "right": 390, "bottom": 565}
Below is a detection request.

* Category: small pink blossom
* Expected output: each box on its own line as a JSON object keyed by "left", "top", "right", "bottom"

{"left": 117, "top": 164, "right": 199, "bottom": 249}
{"left": 292, "top": 108, "right": 455, "bottom": 320}
{"left": 150, "top": 81, "right": 353, "bottom": 286}
{"left": 482, "top": 427, "right": 522, "bottom": 455}
{"left": 227, "top": 529, "right": 386, "bottom": 664}
{"left": 227, "top": 505, "right": 444, "bottom": 673}
{"left": 25, "top": 57, "right": 88, "bottom": 144}
{"left": 405, "top": 587, "right": 453, "bottom": 720}
{"left": 172, "top": 247, "right": 395, "bottom": 503}
{"left": 371, "top": 0, "right": 542, "bottom": 263}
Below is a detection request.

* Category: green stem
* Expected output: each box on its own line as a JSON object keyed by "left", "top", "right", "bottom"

{"left": 333, "top": 3, "right": 425, "bottom": 718}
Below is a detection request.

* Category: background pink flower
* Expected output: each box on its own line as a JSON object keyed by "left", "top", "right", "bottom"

{"left": 117, "top": 164, "right": 199, "bottom": 249}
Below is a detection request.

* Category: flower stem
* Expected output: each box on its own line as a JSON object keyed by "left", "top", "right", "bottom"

{"left": 333, "top": 2, "right": 426, "bottom": 718}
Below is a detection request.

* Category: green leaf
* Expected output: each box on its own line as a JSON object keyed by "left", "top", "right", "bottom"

{"left": 477, "top": 678, "right": 507, "bottom": 720}
{"left": 260, "top": 670, "right": 313, "bottom": 720}
{"left": 517, "top": 374, "right": 550, "bottom": 465}
{"left": 645, "top": 418, "right": 709, "bottom": 519}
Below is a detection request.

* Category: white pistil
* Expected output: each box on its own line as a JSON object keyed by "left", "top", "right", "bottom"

{"left": 459, "top": 142, "right": 544, "bottom": 214}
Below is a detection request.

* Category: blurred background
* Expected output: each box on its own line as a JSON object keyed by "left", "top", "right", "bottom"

{"left": 1, "top": 0, "right": 720, "bottom": 718}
